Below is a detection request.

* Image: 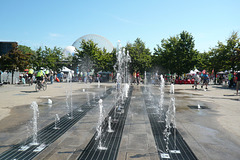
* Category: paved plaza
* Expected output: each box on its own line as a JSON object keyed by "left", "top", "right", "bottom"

{"left": 0, "top": 82, "right": 239, "bottom": 160}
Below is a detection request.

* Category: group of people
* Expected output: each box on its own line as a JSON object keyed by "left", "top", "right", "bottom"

{"left": 20, "top": 68, "right": 53, "bottom": 85}
{"left": 192, "top": 71, "right": 240, "bottom": 95}
{"left": 192, "top": 72, "right": 210, "bottom": 90}
{"left": 132, "top": 71, "right": 140, "bottom": 85}
{"left": 131, "top": 70, "right": 240, "bottom": 95}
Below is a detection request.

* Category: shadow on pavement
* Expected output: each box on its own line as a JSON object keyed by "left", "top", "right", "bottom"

{"left": 21, "top": 91, "right": 37, "bottom": 93}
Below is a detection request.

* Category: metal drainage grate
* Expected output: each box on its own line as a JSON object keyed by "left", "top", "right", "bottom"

{"left": 141, "top": 87, "right": 198, "bottom": 160}
{"left": 77, "top": 86, "right": 133, "bottom": 160}
{"left": 0, "top": 88, "right": 113, "bottom": 160}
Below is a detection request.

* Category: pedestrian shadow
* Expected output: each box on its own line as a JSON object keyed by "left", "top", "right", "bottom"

{"left": 212, "top": 85, "right": 236, "bottom": 90}
{"left": 223, "top": 94, "right": 237, "bottom": 96}
{"left": 21, "top": 91, "right": 37, "bottom": 93}
{"left": 129, "top": 152, "right": 159, "bottom": 158}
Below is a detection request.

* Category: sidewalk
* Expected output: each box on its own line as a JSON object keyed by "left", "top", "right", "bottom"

{"left": 0, "top": 83, "right": 239, "bottom": 159}
{"left": 0, "top": 82, "right": 110, "bottom": 121}
{"left": 172, "top": 84, "right": 240, "bottom": 160}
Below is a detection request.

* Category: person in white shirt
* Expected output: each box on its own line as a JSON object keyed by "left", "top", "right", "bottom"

{"left": 193, "top": 72, "right": 201, "bottom": 90}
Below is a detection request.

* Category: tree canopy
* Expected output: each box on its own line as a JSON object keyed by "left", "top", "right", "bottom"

{"left": 1, "top": 30, "right": 239, "bottom": 81}
{"left": 125, "top": 38, "right": 152, "bottom": 74}
{"left": 73, "top": 39, "right": 116, "bottom": 74}
{"left": 0, "top": 43, "right": 32, "bottom": 83}
{"left": 199, "top": 31, "right": 240, "bottom": 77}
{"left": 30, "top": 46, "right": 64, "bottom": 72}
{"left": 153, "top": 31, "right": 199, "bottom": 75}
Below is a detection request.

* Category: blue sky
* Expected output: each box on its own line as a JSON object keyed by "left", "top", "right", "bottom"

{"left": 1, "top": 0, "right": 239, "bottom": 52}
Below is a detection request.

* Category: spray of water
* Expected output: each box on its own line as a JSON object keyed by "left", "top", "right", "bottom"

{"left": 30, "top": 101, "right": 39, "bottom": 145}
{"left": 53, "top": 114, "right": 60, "bottom": 129}
{"left": 66, "top": 71, "right": 73, "bottom": 119}
{"left": 107, "top": 116, "right": 114, "bottom": 133}
{"left": 158, "top": 75, "right": 165, "bottom": 122}
{"left": 170, "top": 83, "right": 174, "bottom": 94}
{"left": 96, "top": 99, "right": 107, "bottom": 150}
{"left": 163, "top": 97, "right": 177, "bottom": 152}
{"left": 198, "top": 104, "right": 201, "bottom": 109}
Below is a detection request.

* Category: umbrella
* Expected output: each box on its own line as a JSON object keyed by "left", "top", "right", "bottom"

{"left": 24, "top": 69, "right": 29, "bottom": 72}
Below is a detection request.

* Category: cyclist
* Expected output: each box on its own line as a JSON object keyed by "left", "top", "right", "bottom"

{"left": 28, "top": 68, "right": 34, "bottom": 85}
{"left": 45, "top": 69, "right": 50, "bottom": 82}
{"left": 36, "top": 67, "right": 45, "bottom": 85}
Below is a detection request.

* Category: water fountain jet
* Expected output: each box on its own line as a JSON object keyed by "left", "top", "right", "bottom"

{"left": 30, "top": 101, "right": 39, "bottom": 146}
{"left": 96, "top": 99, "right": 107, "bottom": 150}
{"left": 158, "top": 75, "right": 165, "bottom": 122}
{"left": 53, "top": 114, "right": 60, "bottom": 129}
{"left": 170, "top": 83, "right": 174, "bottom": 94}
{"left": 198, "top": 104, "right": 201, "bottom": 109}
{"left": 107, "top": 116, "right": 114, "bottom": 133}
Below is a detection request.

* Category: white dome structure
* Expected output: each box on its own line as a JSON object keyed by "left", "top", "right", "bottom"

{"left": 63, "top": 46, "right": 77, "bottom": 58}
{"left": 72, "top": 34, "right": 114, "bottom": 53}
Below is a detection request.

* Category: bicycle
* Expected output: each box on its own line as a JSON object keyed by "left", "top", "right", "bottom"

{"left": 27, "top": 77, "right": 33, "bottom": 86}
{"left": 35, "top": 80, "right": 47, "bottom": 92}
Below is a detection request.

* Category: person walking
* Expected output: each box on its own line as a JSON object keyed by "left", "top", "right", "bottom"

{"left": 50, "top": 70, "right": 53, "bottom": 84}
{"left": 236, "top": 71, "right": 240, "bottom": 95}
{"left": 193, "top": 72, "right": 200, "bottom": 90}
{"left": 133, "top": 71, "right": 136, "bottom": 84}
{"left": 228, "top": 72, "right": 234, "bottom": 88}
{"left": 201, "top": 72, "right": 210, "bottom": 90}
{"left": 136, "top": 71, "right": 140, "bottom": 85}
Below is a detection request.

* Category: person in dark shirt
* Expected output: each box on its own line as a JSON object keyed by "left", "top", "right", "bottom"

{"left": 236, "top": 71, "right": 240, "bottom": 95}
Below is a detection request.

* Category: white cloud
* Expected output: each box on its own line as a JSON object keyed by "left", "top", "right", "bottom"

{"left": 111, "top": 15, "right": 140, "bottom": 25}
{"left": 49, "top": 33, "right": 63, "bottom": 38}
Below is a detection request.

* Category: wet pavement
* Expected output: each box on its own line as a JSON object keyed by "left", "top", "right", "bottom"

{"left": 0, "top": 82, "right": 239, "bottom": 159}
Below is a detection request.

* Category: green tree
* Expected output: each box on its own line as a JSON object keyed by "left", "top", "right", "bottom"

{"left": 197, "top": 52, "right": 211, "bottom": 72}
{"left": 95, "top": 48, "right": 115, "bottom": 72}
{"left": 73, "top": 39, "right": 116, "bottom": 74}
{"left": 225, "top": 32, "right": 240, "bottom": 72}
{"left": 31, "top": 47, "right": 44, "bottom": 70}
{"left": 234, "top": 48, "right": 240, "bottom": 71}
{"left": 125, "top": 38, "right": 152, "bottom": 74}
{"left": 74, "top": 40, "right": 100, "bottom": 73}
{"left": 205, "top": 32, "right": 240, "bottom": 83}
{"left": 30, "top": 46, "right": 64, "bottom": 72}
{"left": 154, "top": 31, "right": 199, "bottom": 75}
{"left": 45, "top": 46, "right": 64, "bottom": 73}
{"left": 0, "top": 43, "right": 32, "bottom": 84}
{"left": 19, "top": 45, "right": 34, "bottom": 55}
{"left": 208, "top": 42, "right": 228, "bottom": 77}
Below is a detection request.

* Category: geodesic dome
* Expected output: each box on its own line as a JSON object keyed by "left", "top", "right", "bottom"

{"left": 72, "top": 34, "right": 114, "bottom": 53}
{"left": 63, "top": 46, "right": 76, "bottom": 58}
